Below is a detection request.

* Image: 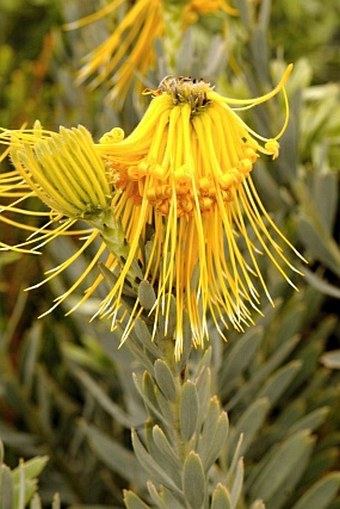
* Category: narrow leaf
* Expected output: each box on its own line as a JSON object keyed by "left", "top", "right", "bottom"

{"left": 132, "top": 430, "right": 181, "bottom": 494}
{"left": 11, "top": 456, "right": 49, "bottom": 484}
{"left": 84, "top": 424, "right": 141, "bottom": 484}
{"left": 73, "top": 367, "right": 137, "bottom": 427}
{"left": 198, "top": 396, "right": 220, "bottom": 467}
{"left": 230, "top": 458, "right": 244, "bottom": 509}
{"left": 289, "top": 407, "right": 329, "bottom": 435}
{"left": 204, "top": 411, "right": 229, "bottom": 470}
{"left": 138, "top": 280, "right": 156, "bottom": 310}
{"left": 227, "top": 335, "right": 300, "bottom": 410}
{"left": 291, "top": 473, "right": 340, "bottom": 509}
{"left": 211, "top": 483, "right": 232, "bottom": 509}
{"left": 1, "top": 465, "right": 14, "bottom": 509}
{"left": 147, "top": 481, "right": 167, "bottom": 509}
{"left": 123, "top": 490, "right": 152, "bottom": 509}
{"left": 154, "top": 360, "right": 177, "bottom": 401}
{"left": 250, "top": 431, "right": 315, "bottom": 502}
{"left": 221, "top": 328, "right": 262, "bottom": 384}
{"left": 133, "top": 372, "right": 169, "bottom": 426}
{"left": 304, "top": 269, "right": 340, "bottom": 299}
{"left": 183, "top": 452, "right": 206, "bottom": 509}
{"left": 179, "top": 381, "right": 199, "bottom": 441}
{"left": 150, "top": 426, "right": 182, "bottom": 487}
{"left": 257, "top": 361, "right": 302, "bottom": 405}
{"left": 152, "top": 426, "right": 180, "bottom": 467}
{"left": 229, "top": 398, "right": 270, "bottom": 457}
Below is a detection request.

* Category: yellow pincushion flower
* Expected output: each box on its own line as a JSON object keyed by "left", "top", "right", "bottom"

{"left": 65, "top": 0, "right": 237, "bottom": 107}
{"left": 0, "top": 65, "right": 304, "bottom": 359}
{"left": 95, "top": 64, "right": 304, "bottom": 358}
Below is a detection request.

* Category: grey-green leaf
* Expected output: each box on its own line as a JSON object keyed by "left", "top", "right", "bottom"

{"left": 198, "top": 396, "right": 220, "bottom": 467}
{"left": 257, "top": 361, "right": 301, "bottom": 406}
{"left": 150, "top": 426, "right": 182, "bottom": 487}
{"left": 304, "top": 269, "right": 340, "bottom": 299}
{"left": 221, "top": 328, "right": 263, "bottom": 384}
{"left": 84, "top": 424, "right": 142, "bottom": 484}
{"left": 250, "top": 431, "right": 315, "bottom": 502}
{"left": 73, "top": 367, "right": 138, "bottom": 427}
{"left": 132, "top": 430, "right": 181, "bottom": 494}
{"left": 138, "top": 280, "right": 156, "bottom": 310}
{"left": 291, "top": 473, "right": 340, "bottom": 509}
{"left": 183, "top": 452, "right": 206, "bottom": 509}
{"left": 229, "top": 398, "right": 270, "bottom": 457}
{"left": 124, "top": 490, "right": 152, "bottom": 509}
{"left": 211, "top": 483, "right": 232, "bottom": 509}
{"left": 152, "top": 426, "right": 180, "bottom": 467}
{"left": 154, "top": 360, "right": 177, "bottom": 401}
{"left": 288, "top": 407, "right": 329, "bottom": 435}
{"left": 0, "top": 465, "right": 14, "bottom": 509}
{"left": 179, "top": 381, "right": 199, "bottom": 441}
{"left": 230, "top": 458, "right": 244, "bottom": 509}
{"left": 203, "top": 411, "right": 229, "bottom": 470}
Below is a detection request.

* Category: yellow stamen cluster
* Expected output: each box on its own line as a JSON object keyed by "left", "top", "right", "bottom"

{"left": 65, "top": 0, "right": 163, "bottom": 107}
{"left": 111, "top": 98, "right": 258, "bottom": 218}
{"left": 96, "top": 65, "right": 303, "bottom": 358}
{"left": 65, "top": 0, "right": 237, "bottom": 107}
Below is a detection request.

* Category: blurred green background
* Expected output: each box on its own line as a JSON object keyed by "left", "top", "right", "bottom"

{"left": 0, "top": 0, "right": 339, "bottom": 508}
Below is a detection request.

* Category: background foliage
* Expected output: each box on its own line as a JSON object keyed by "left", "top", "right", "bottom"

{"left": 0, "top": 0, "right": 339, "bottom": 508}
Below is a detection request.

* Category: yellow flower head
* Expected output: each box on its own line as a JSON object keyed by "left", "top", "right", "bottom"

{"left": 0, "top": 66, "right": 305, "bottom": 359}
{"left": 0, "top": 124, "right": 120, "bottom": 314}
{"left": 96, "top": 64, "right": 304, "bottom": 359}
{"left": 65, "top": 0, "right": 236, "bottom": 107}
{"left": 9, "top": 123, "right": 111, "bottom": 218}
